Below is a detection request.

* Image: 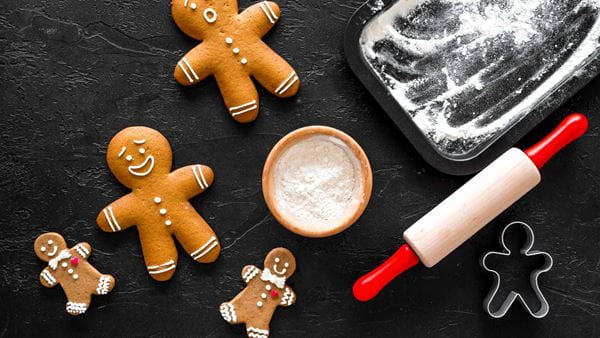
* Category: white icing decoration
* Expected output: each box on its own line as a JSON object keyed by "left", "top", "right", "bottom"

{"left": 190, "top": 2, "right": 197, "bottom": 10}
{"left": 147, "top": 260, "right": 176, "bottom": 274}
{"left": 48, "top": 249, "right": 71, "bottom": 270}
{"left": 220, "top": 303, "right": 237, "bottom": 323}
{"left": 243, "top": 266, "right": 259, "bottom": 282}
{"left": 256, "top": 301, "right": 263, "bottom": 307}
{"left": 225, "top": 37, "right": 233, "bottom": 44}
{"left": 40, "top": 246, "right": 46, "bottom": 252}
{"left": 61, "top": 262, "right": 68, "bottom": 268}
{"left": 261, "top": 293, "right": 267, "bottom": 299}
{"left": 159, "top": 208, "right": 167, "bottom": 215}
{"left": 74, "top": 244, "right": 89, "bottom": 258}
{"left": 241, "top": 58, "right": 248, "bottom": 65}
{"left": 118, "top": 146, "right": 126, "bottom": 158}
{"left": 139, "top": 148, "right": 145, "bottom": 154}
{"left": 192, "top": 165, "right": 208, "bottom": 190}
{"left": 265, "top": 285, "right": 271, "bottom": 291}
{"left": 103, "top": 206, "right": 121, "bottom": 232}
{"left": 126, "top": 155, "right": 133, "bottom": 161}
{"left": 165, "top": 220, "right": 172, "bottom": 226}
{"left": 133, "top": 139, "right": 146, "bottom": 145}
{"left": 284, "top": 262, "right": 289, "bottom": 268}
{"left": 96, "top": 275, "right": 111, "bottom": 295}
{"left": 41, "top": 270, "right": 56, "bottom": 285}
{"left": 275, "top": 71, "right": 299, "bottom": 95}
{"left": 228, "top": 100, "right": 257, "bottom": 117}
{"left": 128, "top": 155, "right": 155, "bottom": 176}
{"left": 66, "top": 302, "right": 87, "bottom": 314}
{"left": 260, "top": 268, "right": 285, "bottom": 288}
{"left": 48, "top": 240, "right": 53, "bottom": 245}
{"left": 191, "top": 236, "right": 218, "bottom": 260}
{"left": 72, "top": 274, "right": 79, "bottom": 280}
{"left": 154, "top": 197, "right": 161, "bottom": 204}
{"left": 281, "top": 287, "right": 294, "bottom": 305}
{"left": 68, "top": 268, "right": 74, "bottom": 274}
{"left": 272, "top": 262, "right": 287, "bottom": 275}
{"left": 182, "top": 57, "right": 199, "bottom": 81}
{"left": 247, "top": 327, "right": 269, "bottom": 338}
{"left": 203, "top": 8, "right": 217, "bottom": 23}
{"left": 233, "top": 47, "right": 240, "bottom": 54}
{"left": 259, "top": 1, "right": 278, "bottom": 24}
{"left": 183, "top": 0, "right": 188, "bottom": 7}
{"left": 274, "top": 257, "right": 280, "bottom": 263}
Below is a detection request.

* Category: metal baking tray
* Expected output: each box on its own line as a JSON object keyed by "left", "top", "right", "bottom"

{"left": 345, "top": 0, "right": 600, "bottom": 175}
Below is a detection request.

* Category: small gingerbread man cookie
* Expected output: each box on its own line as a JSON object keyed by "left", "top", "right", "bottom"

{"left": 172, "top": 0, "right": 300, "bottom": 123}
{"left": 97, "top": 127, "right": 220, "bottom": 281}
{"left": 220, "top": 248, "right": 297, "bottom": 337}
{"left": 35, "top": 232, "right": 115, "bottom": 316}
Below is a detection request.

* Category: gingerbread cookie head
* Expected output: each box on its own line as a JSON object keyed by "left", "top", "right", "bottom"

{"left": 34, "top": 232, "right": 68, "bottom": 262}
{"left": 172, "top": 0, "right": 237, "bottom": 40}
{"left": 107, "top": 127, "right": 173, "bottom": 189}
{"left": 264, "top": 247, "right": 296, "bottom": 279}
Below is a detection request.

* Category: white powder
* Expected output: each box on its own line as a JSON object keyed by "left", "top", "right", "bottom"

{"left": 273, "top": 135, "right": 364, "bottom": 231}
{"left": 361, "top": 0, "right": 600, "bottom": 157}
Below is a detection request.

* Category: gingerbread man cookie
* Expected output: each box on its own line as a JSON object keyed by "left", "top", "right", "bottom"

{"left": 220, "top": 248, "right": 297, "bottom": 337}
{"left": 96, "top": 126, "right": 220, "bottom": 281}
{"left": 35, "top": 232, "right": 115, "bottom": 316}
{"left": 172, "top": 0, "right": 300, "bottom": 123}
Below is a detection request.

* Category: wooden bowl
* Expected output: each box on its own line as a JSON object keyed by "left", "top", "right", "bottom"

{"left": 262, "top": 126, "right": 373, "bottom": 237}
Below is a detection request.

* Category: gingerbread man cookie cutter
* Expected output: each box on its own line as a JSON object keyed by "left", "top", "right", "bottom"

{"left": 480, "top": 221, "right": 553, "bottom": 318}
{"left": 171, "top": 0, "right": 301, "bottom": 123}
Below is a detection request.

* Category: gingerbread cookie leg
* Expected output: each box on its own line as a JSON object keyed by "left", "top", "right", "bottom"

{"left": 215, "top": 71, "right": 259, "bottom": 123}
{"left": 173, "top": 212, "right": 221, "bottom": 263}
{"left": 138, "top": 229, "right": 178, "bottom": 281}
{"left": 248, "top": 44, "right": 300, "bottom": 99}
{"left": 245, "top": 319, "right": 270, "bottom": 338}
{"left": 174, "top": 44, "right": 214, "bottom": 86}
{"left": 63, "top": 288, "right": 92, "bottom": 316}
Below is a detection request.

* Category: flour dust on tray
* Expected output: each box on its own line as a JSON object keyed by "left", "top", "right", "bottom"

{"left": 361, "top": 0, "right": 600, "bottom": 157}
{"left": 273, "top": 135, "right": 364, "bottom": 232}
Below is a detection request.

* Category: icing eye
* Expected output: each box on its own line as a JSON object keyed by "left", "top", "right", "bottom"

{"left": 126, "top": 155, "right": 133, "bottom": 161}
{"left": 40, "top": 246, "right": 46, "bottom": 252}
{"left": 139, "top": 148, "right": 145, "bottom": 154}
{"left": 275, "top": 257, "right": 280, "bottom": 263}
{"left": 47, "top": 240, "right": 53, "bottom": 245}
{"left": 190, "top": 2, "right": 197, "bottom": 10}
{"left": 203, "top": 8, "right": 217, "bottom": 23}
{"left": 284, "top": 262, "right": 289, "bottom": 268}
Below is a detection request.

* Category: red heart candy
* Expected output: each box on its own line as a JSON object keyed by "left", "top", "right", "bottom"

{"left": 270, "top": 290, "right": 279, "bottom": 299}
{"left": 70, "top": 257, "right": 79, "bottom": 266}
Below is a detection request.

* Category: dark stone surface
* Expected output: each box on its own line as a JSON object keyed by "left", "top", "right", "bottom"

{"left": 0, "top": 0, "right": 598, "bottom": 337}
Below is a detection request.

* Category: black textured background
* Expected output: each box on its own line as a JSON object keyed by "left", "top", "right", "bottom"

{"left": 1, "top": 0, "right": 599, "bottom": 337}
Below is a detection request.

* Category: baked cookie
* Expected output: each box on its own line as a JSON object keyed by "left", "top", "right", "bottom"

{"left": 96, "top": 126, "right": 220, "bottom": 281}
{"left": 35, "top": 232, "right": 115, "bottom": 316}
{"left": 172, "top": 0, "right": 300, "bottom": 123}
{"left": 220, "top": 248, "right": 297, "bottom": 337}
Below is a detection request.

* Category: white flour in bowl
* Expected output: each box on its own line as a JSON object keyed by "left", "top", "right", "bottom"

{"left": 361, "top": 0, "right": 600, "bottom": 157}
{"left": 273, "top": 134, "right": 364, "bottom": 231}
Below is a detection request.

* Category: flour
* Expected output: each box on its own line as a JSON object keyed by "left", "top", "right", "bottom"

{"left": 273, "top": 135, "right": 363, "bottom": 231}
{"left": 361, "top": 0, "right": 600, "bottom": 157}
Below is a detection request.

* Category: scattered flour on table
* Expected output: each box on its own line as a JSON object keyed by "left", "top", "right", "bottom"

{"left": 361, "top": 0, "right": 600, "bottom": 157}
{"left": 274, "top": 135, "right": 363, "bottom": 231}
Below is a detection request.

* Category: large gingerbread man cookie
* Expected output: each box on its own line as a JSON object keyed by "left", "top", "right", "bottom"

{"left": 35, "top": 232, "right": 115, "bottom": 316}
{"left": 220, "top": 248, "right": 297, "bottom": 337}
{"left": 172, "top": 0, "right": 300, "bottom": 123}
{"left": 96, "top": 126, "right": 220, "bottom": 281}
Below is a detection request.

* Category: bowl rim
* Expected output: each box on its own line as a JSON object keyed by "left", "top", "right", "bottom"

{"left": 262, "top": 125, "right": 373, "bottom": 238}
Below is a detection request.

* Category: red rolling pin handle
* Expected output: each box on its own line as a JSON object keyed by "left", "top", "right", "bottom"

{"left": 352, "top": 244, "right": 419, "bottom": 302}
{"left": 525, "top": 113, "right": 588, "bottom": 169}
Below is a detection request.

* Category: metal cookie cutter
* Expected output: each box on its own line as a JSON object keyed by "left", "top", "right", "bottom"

{"left": 480, "top": 221, "right": 553, "bottom": 318}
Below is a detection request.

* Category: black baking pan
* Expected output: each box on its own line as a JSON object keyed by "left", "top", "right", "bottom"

{"left": 345, "top": 0, "right": 600, "bottom": 175}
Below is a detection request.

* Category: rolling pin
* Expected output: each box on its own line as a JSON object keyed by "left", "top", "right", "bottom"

{"left": 353, "top": 113, "right": 589, "bottom": 302}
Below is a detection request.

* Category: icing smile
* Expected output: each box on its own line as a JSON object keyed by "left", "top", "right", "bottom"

{"left": 47, "top": 245, "right": 58, "bottom": 257}
{"left": 272, "top": 263, "right": 287, "bottom": 275}
{"left": 128, "top": 155, "right": 155, "bottom": 177}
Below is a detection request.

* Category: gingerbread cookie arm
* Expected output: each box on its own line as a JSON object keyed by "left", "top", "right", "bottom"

{"left": 169, "top": 164, "right": 214, "bottom": 199}
{"left": 215, "top": 71, "right": 260, "bottom": 123}
{"left": 174, "top": 44, "right": 214, "bottom": 86}
{"left": 238, "top": 1, "right": 281, "bottom": 37}
{"left": 241, "top": 265, "right": 261, "bottom": 283}
{"left": 72, "top": 242, "right": 92, "bottom": 259}
{"left": 279, "top": 286, "right": 296, "bottom": 306}
{"left": 39, "top": 267, "right": 58, "bottom": 288}
{"left": 248, "top": 42, "right": 300, "bottom": 99}
{"left": 97, "top": 195, "right": 136, "bottom": 233}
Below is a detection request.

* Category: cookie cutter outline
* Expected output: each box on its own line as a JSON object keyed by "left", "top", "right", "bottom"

{"left": 480, "top": 221, "right": 553, "bottom": 318}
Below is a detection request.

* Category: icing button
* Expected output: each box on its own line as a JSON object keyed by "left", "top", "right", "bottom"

{"left": 72, "top": 274, "right": 79, "bottom": 280}
{"left": 257, "top": 301, "right": 263, "bottom": 307}
{"left": 261, "top": 293, "right": 267, "bottom": 299}
{"left": 190, "top": 2, "right": 197, "bottom": 10}
{"left": 154, "top": 197, "right": 161, "bottom": 204}
{"left": 265, "top": 285, "right": 271, "bottom": 291}
{"left": 233, "top": 48, "right": 240, "bottom": 54}
{"left": 61, "top": 262, "right": 68, "bottom": 268}
{"left": 225, "top": 37, "right": 233, "bottom": 44}
{"left": 67, "top": 268, "right": 74, "bottom": 274}
{"left": 165, "top": 220, "right": 172, "bottom": 226}
{"left": 160, "top": 208, "right": 167, "bottom": 215}
{"left": 241, "top": 58, "right": 248, "bottom": 65}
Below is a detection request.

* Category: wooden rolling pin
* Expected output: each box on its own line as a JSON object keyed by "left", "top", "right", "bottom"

{"left": 353, "top": 113, "right": 589, "bottom": 302}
